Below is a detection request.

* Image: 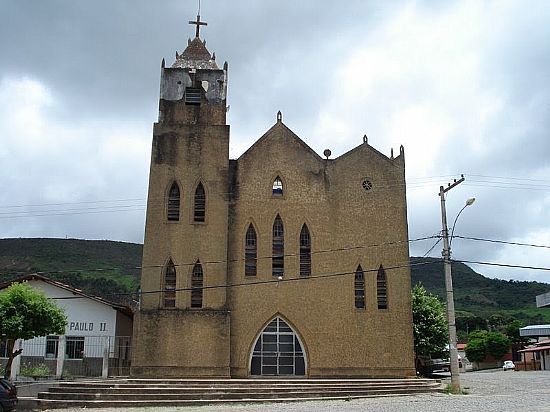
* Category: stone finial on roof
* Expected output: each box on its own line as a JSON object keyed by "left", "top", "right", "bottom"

{"left": 172, "top": 37, "right": 219, "bottom": 70}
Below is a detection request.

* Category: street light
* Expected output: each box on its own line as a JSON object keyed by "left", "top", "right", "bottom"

{"left": 439, "top": 178, "right": 475, "bottom": 393}
{"left": 450, "top": 198, "right": 476, "bottom": 246}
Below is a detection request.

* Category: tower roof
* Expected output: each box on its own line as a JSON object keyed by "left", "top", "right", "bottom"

{"left": 172, "top": 37, "right": 218, "bottom": 69}
{"left": 172, "top": 14, "right": 219, "bottom": 70}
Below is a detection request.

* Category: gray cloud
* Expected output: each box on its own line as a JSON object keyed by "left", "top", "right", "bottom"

{"left": 1, "top": 0, "right": 549, "bottom": 283}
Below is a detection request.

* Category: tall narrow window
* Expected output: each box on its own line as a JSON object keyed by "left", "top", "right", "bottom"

{"left": 355, "top": 265, "right": 365, "bottom": 309}
{"left": 272, "top": 215, "right": 284, "bottom": 276}
{"left": 377, "top": 265, "right": 388, "bottom": 309}
{"left": 272, "top": 176, "right": 283, "bottom": 195}
{"left": 191, "top": 261, "right": 203, "bottom": 308}
{"left": 245, "top": 224, "right": 257, "bottom": 276}
{"left": 299, "top": 224, "right": 311, "bottom": 277}
{"left": 164, "top": 259, "right": 176, "bottom": 308}
{"left": 194, "top": 182, "right": 206, "bottom": 222}
{"left": 167, "top": 182, "right": 180, "bottom": 221}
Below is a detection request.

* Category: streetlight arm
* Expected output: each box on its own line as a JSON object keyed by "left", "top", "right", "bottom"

{"left": 450, "top": 198, "right": 475, "bottom": 247}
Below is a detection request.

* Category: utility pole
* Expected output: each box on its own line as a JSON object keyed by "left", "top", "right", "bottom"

{"left": 439, "top": 174, "right": 464, "bottom": 393}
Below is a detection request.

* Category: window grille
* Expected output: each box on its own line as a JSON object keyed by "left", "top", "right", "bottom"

{"left": 164, "top": 259, "right": 177, "bottom": 308}
{"left": 194, "top": 182, "right": 206, "bottom": 222}
{"left": 272, "top": 215, "right": 284, "bottom": 276}
{"left": 66, "top": 336, "right": 84, "bottom": 359}
{"left": 185, "top": 87, "right": 201, "bottom": 105}
{"left": 355, "top": 265, "right": 365, "bottom": 309}
{"left": 299, "top": 224, "right": 311, "bottom": 277}
{"left": 251, "top": 317, "right": 306, "bottom": 376}
{"left": 167, "top": 182, "right": 180, "bottom": 221}
{"left": 272, "top": 176, "right": 283, "bottom": 195}
{"left": 377, "top": 265, "right": 388, "bottom": 309}
{"left": 191, "top": 262, "right": 203, "bottom": 308}
{"left": 45, "top": 336, "right": 59, "bottom": 358}
{"left": 245, "top": 224, "right": 257, "bottom": 276}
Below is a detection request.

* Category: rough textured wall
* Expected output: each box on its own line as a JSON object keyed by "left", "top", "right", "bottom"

{"left": 131, "top": 310, "right": 230, "bottom": 377}
{"left": 226, "top": 121, "right": 414, "bottom": 377}
{"left": 140, "top": 99, "right": 229, "bottom": 311}
{"left": 133, "top": 89, "right": 231, "bottom": 375}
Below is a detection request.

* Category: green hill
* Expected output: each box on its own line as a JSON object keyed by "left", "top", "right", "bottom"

{"left": 0, "top": 238, "right": 548, "bottom": 328}
{"left": 411, "top": 257, "right": 550, "bottom": 328}
{"left": 0, "top": 238, "right": 141, "bottom": 305}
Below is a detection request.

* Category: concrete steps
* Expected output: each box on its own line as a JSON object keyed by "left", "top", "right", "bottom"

{"left": 31, "top": 378, "right": 442, "bottom": 409}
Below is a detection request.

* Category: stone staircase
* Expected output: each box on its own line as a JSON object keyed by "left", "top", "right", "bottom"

{"left": 30, "top": 378, "right": 442, "bottom": 409}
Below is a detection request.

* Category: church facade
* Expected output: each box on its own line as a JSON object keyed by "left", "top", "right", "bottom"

{"left": 131, "top": 16, "right": 415, "bottom": 378}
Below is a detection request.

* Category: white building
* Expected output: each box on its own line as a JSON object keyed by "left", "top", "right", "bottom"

{"left": 0, "top": 274, "right": 133, "bottom": 378}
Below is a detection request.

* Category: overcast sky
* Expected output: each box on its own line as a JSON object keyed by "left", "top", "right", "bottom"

{"left": 1, "top": 0, "right": 549, "bottom": 283}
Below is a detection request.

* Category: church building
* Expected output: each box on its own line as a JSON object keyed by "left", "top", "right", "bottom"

{"left": 131, "top": 14, "right": 415, "bottom": 378}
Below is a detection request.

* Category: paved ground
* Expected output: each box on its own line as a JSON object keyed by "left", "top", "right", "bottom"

{"left": 41, "top": 370, "right": 550, "bottom": 412}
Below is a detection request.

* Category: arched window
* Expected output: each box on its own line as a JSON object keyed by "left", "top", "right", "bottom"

{"left": 272, "top": 176, "right": 283, "bottom": 195}
{"left": 163, "top": 259, "right": 176, "bottom": 308}
{"left": 191, "top": 261, "right": 203, "bottom": 308}
{"left": 245, "top": 224, "right": 257, "bottom": 276}
{"left": 167, "top": 182, "right": 180, "bottom": 221}
{"left": 272, "top": 215, "right": 284, "bottom": 277}
{"left": 354, "top": 265, "right": 365, "bottom": 309}
{"left": 194, "top": 182, "right": 206, "bottom": 222}
{"left": 251, "top": 317, "right": 306, "bottom": 376}
{"left": 377, "top": 265, "right": 388, "bottom": 309}
{"left": 299, "top": 224, "right": 311, "bottom": 277}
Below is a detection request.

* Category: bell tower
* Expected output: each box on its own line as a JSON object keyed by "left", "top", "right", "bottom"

{"left": 132, "top": 14, "right": 231, "bottom": 377}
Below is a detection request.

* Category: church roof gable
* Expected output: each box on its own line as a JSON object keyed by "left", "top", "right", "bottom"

{"left": 332, "top": 140, "right": 403, "bottom": 168}
{"left": 237, "top": 120, "right": 324, "bottom": 163}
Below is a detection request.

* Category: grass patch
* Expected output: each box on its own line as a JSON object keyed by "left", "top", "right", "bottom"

{"left": 443, "top": 383, "right": 469, "bottom": 395}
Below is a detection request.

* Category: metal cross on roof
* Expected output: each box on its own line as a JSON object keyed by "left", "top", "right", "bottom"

{"left": 189, "top": 14, "right": 207, "bottom": 38}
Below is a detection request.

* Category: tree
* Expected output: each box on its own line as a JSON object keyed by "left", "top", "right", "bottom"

{"left": 465, "top": 330, "right": 488, "bottom": 363}
{"left": 412, "top": 284, "right": 448, "bottom": 358}
{"left": 504, "top": 320, "right": 529, "bottom": 344}
{"left": 465, "top": 330, "right": 511, "bottom": 365}
{"left": 485, "top": 331, "right": 510, "bottom": 360}
{"left": 487, "top": 314, "right": 510, "bottom": 331}
{"left": 0, "top": 283, "right": 67, "bottom": 378}
{"left": 456, "top": 313, "right": 486, "bottom": 334}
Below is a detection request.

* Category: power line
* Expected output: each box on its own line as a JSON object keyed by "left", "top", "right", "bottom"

{"left": 50, "top": 259, "right": 434, "bottom": 300}
{"left": 1, "top": 173, "right": 547, "bottom": 214}
{"left": 7, "top": 236, "right": 437, "bottom": 276}
{"left": 0, "top": 198, "right": 145, "bottom": 209}
{"left": 453, "top": 235, "right": 550, "bottom": 249}
{"left": 0, "top": 207, "right": 146, "bottom": 219}
{"left": 422, "top": 237, "right": 442, "bottom": 257}
{"left": 457, "top": 260, "right": 550, "bottom": 272}
{"left": 466, "top": 174, "right": 550, "bottom": 184}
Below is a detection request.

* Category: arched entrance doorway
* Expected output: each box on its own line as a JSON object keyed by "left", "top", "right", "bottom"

{"left": 250, "top": 317, "right": 306, "bottom": 376}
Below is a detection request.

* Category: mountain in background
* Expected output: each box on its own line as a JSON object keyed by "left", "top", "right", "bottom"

{"left": 1, "top": 238, "right": 548, "bottom": 327}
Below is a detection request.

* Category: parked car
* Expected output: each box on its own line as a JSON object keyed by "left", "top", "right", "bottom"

{"left": 0, "top": 379, "right": 17, "bottom": 411}
{"left": 416, "top": 357, "right": 451, "bottom": 376}
{"left": 503, "top": 360, "right": 515, "bottom": 371}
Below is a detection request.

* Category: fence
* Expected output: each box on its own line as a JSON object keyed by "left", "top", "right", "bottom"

{"left": 1, "top": 336, "right": 132, "bottom": 379}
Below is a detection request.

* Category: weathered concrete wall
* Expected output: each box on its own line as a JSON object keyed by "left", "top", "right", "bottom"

{"left": 131, "top": 309, "right": 230, "bottom": 377}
